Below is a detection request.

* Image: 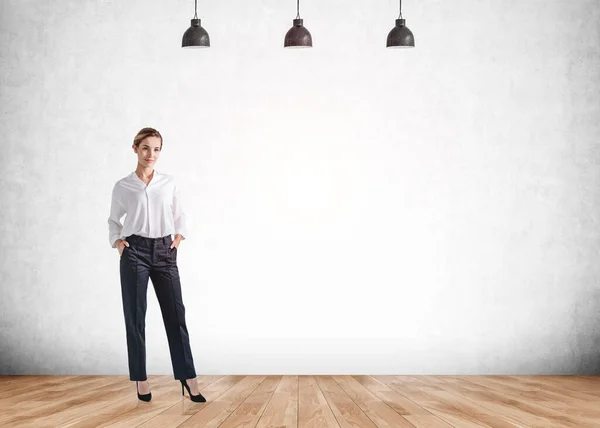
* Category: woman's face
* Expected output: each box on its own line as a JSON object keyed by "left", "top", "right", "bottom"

{"left": 134, "top": 136, "right": 162, "bottom": 168}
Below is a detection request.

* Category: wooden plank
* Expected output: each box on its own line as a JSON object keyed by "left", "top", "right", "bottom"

{"left": 255, "top": 375, "right": 298, "bottom": 428}
{"left": 333, "top": 375, "right": 417, "bottom": 427}
{"left": 176, "top": 376, "right": 267, "bottom": 427}
{"left": 298, "top": 376, "right": 340, "bottom": 428}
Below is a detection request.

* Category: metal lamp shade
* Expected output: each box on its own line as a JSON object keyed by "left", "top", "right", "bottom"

{"left": 386, "top": 19, "right": 414, "bottom": 48}
{"left": 284, "top": 19, "right": 312, "bottom": 48}
{"left": 182, "top": 19, "right": 210, "bottom": 48}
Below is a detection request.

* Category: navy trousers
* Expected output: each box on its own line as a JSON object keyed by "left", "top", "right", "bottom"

{"left": 119, "top": 233, "right": 197, "bottom": 381}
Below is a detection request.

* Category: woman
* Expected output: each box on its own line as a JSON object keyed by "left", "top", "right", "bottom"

{"left": 107, "top": 127, "right": 206, "bottom": 403}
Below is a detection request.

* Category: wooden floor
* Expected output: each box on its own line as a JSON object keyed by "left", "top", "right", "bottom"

{"left": 0, "top": 375, "right": 599, "bottom": 427}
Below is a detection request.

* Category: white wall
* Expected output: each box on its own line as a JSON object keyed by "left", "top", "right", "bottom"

{"left": 1, "top": 0, "right": 599, "bottom": 375}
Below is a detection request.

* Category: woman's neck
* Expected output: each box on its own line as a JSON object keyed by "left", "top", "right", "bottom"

{"left": 136, "top": 165, "right": 154, "bottom": 179}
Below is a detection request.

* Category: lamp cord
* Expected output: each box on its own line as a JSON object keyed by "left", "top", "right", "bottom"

{"left": 398, "top": 0, "right": 403, "bottom": 19}
{"left": 296, "top": 0, "right": 300, "bottom": 19}
{"left": 194, "top": 0, "right": 198, "bottom": 19}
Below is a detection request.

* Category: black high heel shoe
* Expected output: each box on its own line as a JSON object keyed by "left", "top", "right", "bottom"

{"left": 180, "top": 379, "right": 206, "bottom": 402}
{"left": 136, "top": 381, "right": 152, "bottom": 402}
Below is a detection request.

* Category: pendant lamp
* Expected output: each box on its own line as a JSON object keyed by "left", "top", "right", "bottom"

{"left": 387, "top": 0, "right": 414, "bottom": 48}
{"left": 182, "top": 0, "right": 210, "bottom": 48}
{"left": 284, "top": 0, "right": 312, "bottom": 48}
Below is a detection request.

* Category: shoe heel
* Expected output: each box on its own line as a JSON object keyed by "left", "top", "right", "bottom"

{"left": 179, "top": 379, "right": 206, "bottom": 403}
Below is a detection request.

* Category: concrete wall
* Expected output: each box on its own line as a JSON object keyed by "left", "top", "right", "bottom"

{"left": 1, "top": 0, "right": 599, "bottom": 375}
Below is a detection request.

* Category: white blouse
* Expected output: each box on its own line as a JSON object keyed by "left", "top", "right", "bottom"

{"left": 108, "top": 170, "right": 187, "bottom": 248}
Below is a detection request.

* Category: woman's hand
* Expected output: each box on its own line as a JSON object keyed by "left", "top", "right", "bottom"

{"left": 117, "top": 239, "right": 130, "bottom": 256}
{"left": 171, "top": 235, "right": 183, "bottom": 249}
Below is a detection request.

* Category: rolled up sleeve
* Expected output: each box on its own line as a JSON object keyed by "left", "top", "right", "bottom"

{"left": 108, "top": 184, "right": 126, "bottom": 248}
{"left": 173, "top": 180, "right": 187, "bottom": 240}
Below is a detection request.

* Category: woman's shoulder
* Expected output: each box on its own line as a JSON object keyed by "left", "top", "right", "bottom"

{"left": 119, "top": 172, "right": 134, "bottom": 181}
{"left": 112, "top": 172, "right": 135, "bottom": 188}
{"left": 158, "top": 171, "right": 178, "bottom": 183}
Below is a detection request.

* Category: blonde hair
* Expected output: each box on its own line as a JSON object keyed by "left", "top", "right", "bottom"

{"left": 133, "top": 127, "right": 163, "bottom": 149}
